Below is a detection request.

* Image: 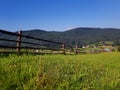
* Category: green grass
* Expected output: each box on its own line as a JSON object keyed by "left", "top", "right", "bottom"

{"left": 0, "top": 52, "right": 120, "bottom": 90}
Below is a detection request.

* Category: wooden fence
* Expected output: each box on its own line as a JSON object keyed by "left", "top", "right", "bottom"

{"left": 0, "top": 30, "right": 75, "bottom": 55}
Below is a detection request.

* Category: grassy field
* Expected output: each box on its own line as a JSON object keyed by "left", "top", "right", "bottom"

{"left": 0, "top": 52, "right": 120, "bottom": 90}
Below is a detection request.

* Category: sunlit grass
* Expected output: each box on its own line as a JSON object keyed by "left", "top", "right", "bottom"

{"left": 0, "top": 52, "right": 120, "bottom": 90}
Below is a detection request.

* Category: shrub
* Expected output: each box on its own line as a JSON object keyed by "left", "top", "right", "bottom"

{"left": 117, "top": 46, "right": 120, "bottom": 52}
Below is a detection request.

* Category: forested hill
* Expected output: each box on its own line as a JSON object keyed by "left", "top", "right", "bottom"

{"left": 0, "top": 27, "right": 120, "bottom": 46}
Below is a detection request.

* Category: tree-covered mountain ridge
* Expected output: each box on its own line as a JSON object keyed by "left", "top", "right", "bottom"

{"left": 0, "top": 27, "right": 120, "bottom": 46}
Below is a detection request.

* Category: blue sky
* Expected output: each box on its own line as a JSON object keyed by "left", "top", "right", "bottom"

{"left": 0, "top": 0, "right": 120, "bottom": 31}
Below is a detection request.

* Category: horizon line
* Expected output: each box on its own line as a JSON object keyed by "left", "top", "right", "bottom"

{"left": 1, "top": 27, "right": 120, "bottom": 32}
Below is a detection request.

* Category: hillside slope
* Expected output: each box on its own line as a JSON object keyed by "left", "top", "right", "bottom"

{"left": 0, "top": 28, "right": 120, "bottom": 46}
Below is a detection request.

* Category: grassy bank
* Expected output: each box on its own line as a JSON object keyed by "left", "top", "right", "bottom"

{"left": 0, "top": 52, "right": 120, "bottom": 90}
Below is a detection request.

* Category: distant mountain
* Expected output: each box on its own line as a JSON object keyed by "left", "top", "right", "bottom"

{"left": 0, "top": 27, "right": 120, "bottom": 46}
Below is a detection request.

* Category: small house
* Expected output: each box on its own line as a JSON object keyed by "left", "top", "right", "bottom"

{"left": 100, "top": 46, "right": 114, "bottom": 52}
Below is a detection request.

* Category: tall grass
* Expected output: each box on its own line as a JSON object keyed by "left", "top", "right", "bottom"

{"left": 0, "top": 52, "right": 120, "bottom": 90}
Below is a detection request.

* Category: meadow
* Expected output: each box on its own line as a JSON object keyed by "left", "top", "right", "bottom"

{"left": 0, "top": 52, "right": 120, "bottom": 90}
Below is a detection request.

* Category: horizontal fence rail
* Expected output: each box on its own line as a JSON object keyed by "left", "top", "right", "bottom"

{"left": 0, "top": 30, "right": 75, "bottom": 55}
{"left": 0, "top": 38, "right": 49, "bottom": 46}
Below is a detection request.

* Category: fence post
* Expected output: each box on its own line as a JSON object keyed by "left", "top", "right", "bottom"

{"left": 62, "top": 42, "right": 65, "bottom": 54}
{"left": 16, "top": 30, "right": 22, "bottom": 53}
{"left": 75, "top": 44, "right": 78, "bottom": 55}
